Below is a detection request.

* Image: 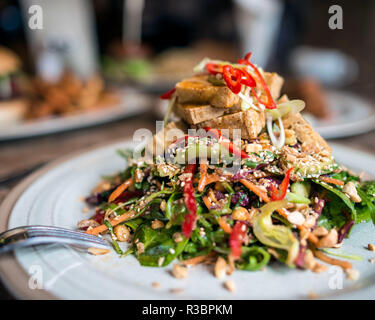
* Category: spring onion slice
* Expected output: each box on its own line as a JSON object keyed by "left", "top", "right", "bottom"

{"left": 163, "top": 94, "right": 177, "bottom": 126}
{"left": 267, "top": 115, "right": 285, "bottom": 149}
{"left": 321, "top": 248, "right": 363, "bottom": 261}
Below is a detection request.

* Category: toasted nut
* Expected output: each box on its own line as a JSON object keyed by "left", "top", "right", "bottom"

{"left": 173, "top": 232, "right": 183, "bottom": 243}
{"left": 134, "top": 168, "right": 144, "bottom": 183}
{"left": 160, "top": 200, "right": 167, "bottom": 212}
{"left": 171, "top": 263, "right": 188, "bottom": 279}
{"left": 312, "top": 263, "right": 328, "bottom": 273}
{"left": 313, "top": 226, "right": 329, "bottom": 237}
{"left": 151, "top": 219, "right": 164, "bottom": 229}
{"left": 224, "top": 280, "right": 236, "bottom": 292}
{"left": 214, "top": 182, "right": 225, "bottom": 192}
{"left": 345, "top": 268, "right": 360, "bottom": 281}
{"left": 285, "top": 129, "right": 297, "bottom": 146}
{"left": 304, "top": 250, "right": 317, "bottom": 270}
{"left": 317, "top": 229, "right": 338, "bottom": 248}
{"left": 368, "top": 243, "right": 375, "bottom": 251}
{"left": 287, "top": 211, "right": 305, "bottom": 226}
{"left": 88, "top": 247, "right": 110, "bottom": 255}
{"left": 114, "top": 224, "right": 130, "bottom": 242}
{"left": 232, "top": 207, "right": 249, "bottom": 221}
{"left": 152, "top": 282, "right": 161, "bottom": 288}
{"left": 214, "top": 257, "right": 227, "bottom": 279}
{"left": 343, "top": 182, "right": 362, "bottom": 203}
{"left": 136, "top": 242, "right": 145, "bottom": 254}
{"left": 245, "top": 143, "right": 262, "bottom": 154}
{"left": 77, "top": 219, "right": 100, "bottom": 229}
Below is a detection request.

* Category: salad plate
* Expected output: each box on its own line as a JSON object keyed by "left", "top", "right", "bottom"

{"left": 0, "top": 140, "right": 375, "bottom": 300}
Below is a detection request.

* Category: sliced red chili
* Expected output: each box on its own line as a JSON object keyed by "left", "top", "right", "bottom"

{"left": 270, "top": 167, "right": 294, "bottom": 201}
{"left": 239, "top": 68, "right": 256, "bottom": 87}
{"left": 160, "top": 87, "right": 176, "bottom": 100}
{"left": 229, "top": 221, "right": 248, "bottom": 259}
{"left": 205, "top": 62, "right": 223, "bottom": 75}
{"left": 204, "top": 127, "right": 250, "bottom": 159}
{"left": 182, "top": 164, "right": 198, "bottom": 238}
{"left": 222, "top": 65, "right": 242, "bottom": 94}
{"left": 238, "top": 53, "right": 276, "bottom": 109}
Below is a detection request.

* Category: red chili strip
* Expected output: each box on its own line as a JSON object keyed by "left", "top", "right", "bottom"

{"left": 238, "top": 52, "right": 276, "bottom": 109}
{"left": 160, "top": 87, "right": 176, "bottom": 100}
{"left": 182, "top": 164, "right": 198, "bottom": 238}
{"left": 222, "top": 65, "right": 242, "bottom": 94}
{"left": 204, "top": 127, "right": 250, "bottom": 159}
{"left": 270, "top": 167, "right": 294, "bottom": 201}
{"left": 205, "top": 62, "right": 223, "bottom": 75}
{"left": 229, "top": 221, "right": 248, "bottom": 259}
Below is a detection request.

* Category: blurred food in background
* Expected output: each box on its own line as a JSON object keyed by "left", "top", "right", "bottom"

{"left": 0, "top": 46, "right": 28, "bottom": 126}
{"left": 102, "top": 40, "right": 236, "bottom": 92}
{"left": 25, "top": 72, "right": 119, "bottom": 119}
{"left": 284, "top": 77, "right": 331, "bottom": 119}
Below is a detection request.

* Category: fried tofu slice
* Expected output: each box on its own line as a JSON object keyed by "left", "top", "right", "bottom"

{"left": 174, "top": 102, "right": 227, "bottom": 125}
{"left": 264, "top": 72, "right": 284, "bottom": 100}
{"left": 175, "top": 75, "right": 240, "bottom": 108}
{"left": 194, "top": 109, "right": 266, "bottom": 140}
{"left": 176, "top": 72, "right": 284, "bottom": 109}
{"left": 282, "top": 112, "right": 331, "bottom": 154}
{"left": 146, "top": 120, "right": 187, "bottom": 156}
{"left": 174, "top": 101, "right": 241, "bottom": 125}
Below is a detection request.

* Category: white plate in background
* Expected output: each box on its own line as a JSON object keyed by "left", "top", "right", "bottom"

{"left": 305, "top": 90, "right": 375, "bottom": 139}
{"left": 0, "top": 88, "right": 151, "bottom": 141}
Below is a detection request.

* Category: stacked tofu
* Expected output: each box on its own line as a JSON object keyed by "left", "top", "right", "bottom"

{"left": 173, "top": 72, "right": 284, "bottom": 140}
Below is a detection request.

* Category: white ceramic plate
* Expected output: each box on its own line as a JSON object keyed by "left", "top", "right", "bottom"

{"left": 305, "top": 90, "right": 375, "bottom": 139}
{"left": 1, "top": 141, "right": 375, "bottom": 300}
{"left": 0, "top": 89, "right": 151, "bottom": 141}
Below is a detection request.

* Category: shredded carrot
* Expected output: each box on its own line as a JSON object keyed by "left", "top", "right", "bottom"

{"left": 239, "top": 179, "right": 270, "bottom": 202}
{"left": 218, "top": 217, "right": 232, "bottom": 234}
{"left": 180, "top": 254, "right": 211, "bottom": 266}
{"left": 203, "top": 195, "right": 213, "bottom": 210}
{"left": 320, "top": 176, "right": 345, "bottom": 186}
{"left": 205, "top": 174, "right": 221, "bottom": 185}
{"left": 312, "top": 248, "right": 352, "bottom": 269}
{"left": 197, "top": 163, "right": 208, "bottom": 193}
{"left": 240, "top": 178, "right": 319, "bottom": 245}
{"left": 86, "top": 210, "right": 135, "bottom": 235}
{"left": 108, "top": 178, "right": 133, "bottom": 203}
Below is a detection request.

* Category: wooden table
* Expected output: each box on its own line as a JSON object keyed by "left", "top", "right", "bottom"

{"left": 0, "top": 108, "right": 375, "bottom": 298}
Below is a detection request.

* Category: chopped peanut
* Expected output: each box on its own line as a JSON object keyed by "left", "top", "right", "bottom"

{"left": 313, "top": 226, "right": 329, "bottom": 237}
{"left": 114, "top": 224, "right": 130, "bottom": 242}
{"left": 88, "top": 247, "right": 110, "bottom": 255}
{"left": 171, "top": 263, "right": 188, "bottom": 279}
{"left": 151, "top": 219, "right": 164, "bottom": 229}
{"left": 317, "top": 229, "right": 338, "bottom": 248}
{"left": 214, "top": 257, "right": 227, "bottom": 279}
{"left": 342, "top": 182, "right": 362, "bottom": 203}
{"left": 224, "top": 280, "right": 236, "bottom": 292}
{"left": 368, "top": 243, "right": 375, "bottom": 251}
{"left": 232, "top": 207, "right": 249, "bottom": 221}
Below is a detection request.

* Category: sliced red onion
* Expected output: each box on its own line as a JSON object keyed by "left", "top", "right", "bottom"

{"left": 231, "top": 191, "right": 250, "bottom": 206}
{"left": 294, "top": 243, "right": 307, "bottom": 269}
{"left": 338, "top": 220, "right": 354, "bottom": 243}
{"left": 215, "top": 190, "right": 225, "bottom": 200}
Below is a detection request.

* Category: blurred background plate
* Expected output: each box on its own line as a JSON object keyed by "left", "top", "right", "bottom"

{"left": 305, "top": 90, "right": 375, "bottom": 139}
{"left": 0, "top": 88, "right": 150, "bottom": 141}
{"left": 0, "top": 141, "right": 375, "bottom": 300}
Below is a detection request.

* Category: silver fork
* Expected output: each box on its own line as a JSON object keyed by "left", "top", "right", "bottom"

{"left": 0, "top": 225, "right": 109, "bottom": 254}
